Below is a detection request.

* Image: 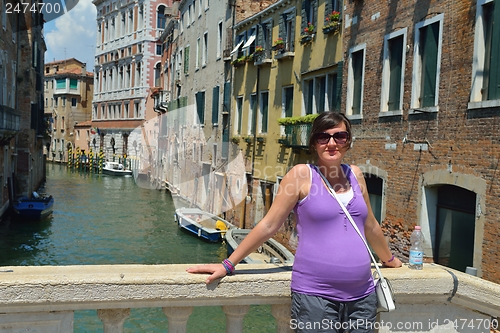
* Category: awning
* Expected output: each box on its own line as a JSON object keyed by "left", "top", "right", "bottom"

{"left": 242, "top": 33, "right": 256, "bottom": 50}
{"left": 230, "top": 40, "right": 245, "bottom": 56}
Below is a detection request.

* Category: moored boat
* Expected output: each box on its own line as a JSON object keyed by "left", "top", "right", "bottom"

{"left": 225, "top": 228, "right": 295, "bottom": 264}
{"left": 102, "top": 162, "right": 133, "bottom": 176}
{"left": 174, "top": 207, "right": 236, "bottom": 242}
{"left": 12, "top": 193, "right": 54, "bottom": 221}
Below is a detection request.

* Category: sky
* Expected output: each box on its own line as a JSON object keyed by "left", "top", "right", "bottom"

{"left": 44, "top": 0, "right": 97, "bottom": 71}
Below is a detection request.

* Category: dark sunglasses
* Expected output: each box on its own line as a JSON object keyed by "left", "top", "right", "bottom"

{"left": 314, "top": 131, "right": 350, "bottom": 145}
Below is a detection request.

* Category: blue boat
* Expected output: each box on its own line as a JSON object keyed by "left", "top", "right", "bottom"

{"left": 12, "top": 194, "right": 54, "bottom": 221}
{"left": 174, "top": 207, "right": 236, "bottom": 242}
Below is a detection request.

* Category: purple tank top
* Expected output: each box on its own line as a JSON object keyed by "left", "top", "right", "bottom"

{"left": 290, "top": 164, "right": 375, "bottom": 301}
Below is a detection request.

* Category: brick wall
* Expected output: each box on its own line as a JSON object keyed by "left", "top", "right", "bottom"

{"left": 342, "top": 0, "right": 500, "bottom": 283}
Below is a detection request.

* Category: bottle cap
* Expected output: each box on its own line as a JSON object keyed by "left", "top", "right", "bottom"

{"left": 414, "top": 226, "right": 421, "bottom": 230}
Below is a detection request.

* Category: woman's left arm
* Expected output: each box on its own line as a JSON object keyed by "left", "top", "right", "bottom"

{"left": 351, "top": 165, "right": 402, "bottom": 268}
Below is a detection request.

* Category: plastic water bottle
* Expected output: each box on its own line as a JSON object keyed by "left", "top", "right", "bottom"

{"left": 409, "top": 226, "right": 424, "bottom": 270}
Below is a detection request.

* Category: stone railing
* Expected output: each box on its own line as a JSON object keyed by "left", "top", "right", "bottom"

{"left": 0, "top": 264, "right": 499, "bottom": 332}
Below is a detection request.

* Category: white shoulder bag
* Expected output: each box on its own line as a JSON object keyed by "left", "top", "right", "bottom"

{"left": 314, "top": 165, "right": 396, "bottom": 312}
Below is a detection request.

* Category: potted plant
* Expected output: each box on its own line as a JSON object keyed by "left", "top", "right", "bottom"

{"left": 231, "top": 55, "right": 247, "bottom": 67}
{"left": 300, "top": 22, "right": 315, "bottom": 44}
{"left": 231, "top": 136, "right": 241, "bottom": 144}
{"left": 254, "top": 45, "right": 264, "bottom": 54}
{"left": 272, "top": 38, "right": 285, "bottom": 51}
{"left": 323, "top": 10, "right": 341, "bottom": 34}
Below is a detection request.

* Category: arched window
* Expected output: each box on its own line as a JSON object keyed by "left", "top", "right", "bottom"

{"left": 154, "top": 62, "right": 161, "bottom": 87}
{"left": 157, "top": 5, "right": 166, "bottom": 29}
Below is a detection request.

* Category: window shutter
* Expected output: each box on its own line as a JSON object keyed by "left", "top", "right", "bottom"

{"left": 257, "top": 24, "right": 264, "bottom": 49}
{"left": 184, "top": 46, "right": 190, "bottom": 74}
{"left": 301, "top": 1, "right": 307, "bottom": 32}
{"left": 312, "top": 0, "right": 318, "bottom": 27}
{"left": 420, "top": 22, "right": 439, "bottom": 108}
{"left": 488, "top": 2, "right": 500, "bottom": 100}
{"left": 279, "top": 14, "right": 285, "bottom": 40}
{"left": 325, "top": 0, "right": 332, "bottom": 21}
{"left": 290, "top": 10, "right": 296, "bottom": 51}
{"left": 212, "top": 85, "right": 219, "bottom": 124}
{"left": 223, "top": 81, "right": 231, "bottom": 113}
{"left": 388, "top": 35, "right": 403, "bottom": 111}
{"left": 352, "top": 51, "right": 363, "bottom": 115}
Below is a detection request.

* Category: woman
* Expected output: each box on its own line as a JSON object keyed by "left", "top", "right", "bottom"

{"left": 188, "top": 111, "right": 402, "bottom": 332}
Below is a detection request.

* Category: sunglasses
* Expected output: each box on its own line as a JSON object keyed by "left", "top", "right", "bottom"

{"left": 314, "top": 131, "right": 350, "bottom": 145}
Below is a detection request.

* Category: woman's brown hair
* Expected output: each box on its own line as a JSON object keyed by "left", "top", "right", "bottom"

{"left": 308, "top": 112, "right": 352, "bottom": 153}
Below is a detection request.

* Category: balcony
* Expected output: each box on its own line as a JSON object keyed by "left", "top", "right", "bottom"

{"left": 0, "top": 264, "right": 498, "bottom": 332}
{"left": 279, "top": 123, "right": 312, "bottom": 148}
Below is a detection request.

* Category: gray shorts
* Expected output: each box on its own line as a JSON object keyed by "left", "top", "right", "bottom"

{"left": 290, "top": 292, "right": 377, "bottom": 333}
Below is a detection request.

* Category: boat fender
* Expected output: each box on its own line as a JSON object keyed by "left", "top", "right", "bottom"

{"left": 197, "top": 229, "right": 201, "bottom": 237}
{"left": 215, "top": 220, "right": 227, "bottom": 231}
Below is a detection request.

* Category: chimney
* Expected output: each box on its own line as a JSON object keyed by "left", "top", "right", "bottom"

{"left": 82, "top": 63, "right": 86, "bottom": 74}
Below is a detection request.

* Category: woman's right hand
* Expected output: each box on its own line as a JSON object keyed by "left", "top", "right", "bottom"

{"left": 186, "top": 263, "right": 228, "bottom": 284}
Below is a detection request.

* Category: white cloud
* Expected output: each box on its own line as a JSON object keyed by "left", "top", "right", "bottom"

{"left": 44, "top": 0, "right": 97, "bottom": 71}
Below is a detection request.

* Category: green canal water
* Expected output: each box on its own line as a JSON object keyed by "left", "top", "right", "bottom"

{"left": 0, "top": 164, "right": 276, "bottom": 333}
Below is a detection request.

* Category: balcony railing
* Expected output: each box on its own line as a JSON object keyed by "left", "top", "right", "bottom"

{"left": 0, "top": 264, "right": 498, "bottom": 332}
{"left": 280, "top": 123, "right": 312, "bottom": 148}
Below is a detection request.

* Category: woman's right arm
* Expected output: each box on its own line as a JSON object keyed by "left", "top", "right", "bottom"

{"left": 186, "top": 164, "right": 310, "bottom": 284}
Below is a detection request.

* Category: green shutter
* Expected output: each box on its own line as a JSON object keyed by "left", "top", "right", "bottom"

{"left": 420, "top": 22, "right": 439, "bottom": 108}
{"left": 325, "top": 0, "right": 332, "bottom": 22}
{"left": 261, "top": 92, "right": 268, "bottom": 133}
{"left": 212, "top": 86, "right": 219, "bottom": 124}
{"left": 487, "top": 2, "right": 500, "bottom": 100}
{"left": 196, "top": 92, "right": 205, "bottom": 124}
{"left": 352, "top": 51, "right": 363, "bottom": 115}
{"left": 184, "top": 46, "right": 190, "bottom": 74}
{"left": 279, "top": 14, "right": 285, "bottom": 40}
{"left": 223, "top": 81, "right": 231, "bottom": 113}
{"left": 335, "top": 61, "right": 343, "bottom": 111}
{"left": 291, "top": 9, "right": 296, "bottom": 51}
{"left": 388, "top": 35, "right": 403, "bottom": 111}
{"left": 301, "top": 1, "right": 307, "bottom": 33}
{"left": 312, "top": 0, "right": 318, "bottom": 28}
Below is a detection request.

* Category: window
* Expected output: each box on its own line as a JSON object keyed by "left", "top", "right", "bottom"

{"left": 196, "top": 38, "right": 201, "bottom": 69}
{"left": 325, "top": 0, "right": 341, "bottom": 13}
{"left": 381, "top": 29, "right": 407, "bottom": 113}
{"left": 70, "top": 79, "right": 78, "bottom": 90}
{"left": 365, "top": 176, "right": 383, "bottom": 223}
{"left": 259, "top": 91, "right": 269, "bottom": 133}
{"left": 327, "top": 64, "right": 342, "bottom": 112}
{"left": 315, "top": 76, "right": 326, "bottom": 113}
{"left": 212, "top": 86, "right": 219, "bottom": 124}
{"left": 257, "top": 20, "right": 273, "bottom": 59}
{"left": 242, "top": 27, "right": 256, "bottom": 55}
{"left": 301, "top": 0, "right": 317, "bottom": 34}
{"left": 203, "top": 32, "right": 208, "bottom": 66}
{"left": 411, "top": 14, "right": 443, "bottom": 110}
{"left": 279, "top": 9, "right": 296, "bottom": 52}
{"left": 471, "top": 0, "right": 500, "bottom": 105}
{"left": 236, "top": 96, "right": 243, "bottom": 134}
{"left": 156, "top": 44, "right": 163, "bottom": 55}
{"left": 56, "top": 79, "right": 66, "bottom": 89}
{"left": 62, "top": 96, "right": 66, "bottom": 107}
{"left": 155, "top": 63, "right": 161, "bottom": 87}
{"left": 248, "top": 94, "right": 257, "bottom": 135}
{"left": 198, "top": 0, "right": 202, "bottom": 16}
{"left": 54, "top": 97, "right": 58, "bottom": 107}
{"left": 304, "top": 79, "right": 314, "bottom": 114}
{"left": 195, "top": 91, "right": 205, "bottom": 124}
{"left": 184, "top": 46, "right": 190, "bottom": 74}
{"left": 157, "top": 5, "right": 166, "bottom": 29}
{"left": 282, "top": 86, "right": 294, "bottom": 136}
{"left": 217, "top": 22, "right": 223, "bottom": 59}
{"left": 346, "top": 44, "right": 366, "bottom": 116}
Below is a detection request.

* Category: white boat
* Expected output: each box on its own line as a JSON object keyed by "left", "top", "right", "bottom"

{"left": 225, "top": 229, "right": 295, "bottom": 264}
{"left": 174, "top": 207, "right": 236, "bottom": 242}
{"left": 102, "top": 162, "right": 133, "bottom": 177}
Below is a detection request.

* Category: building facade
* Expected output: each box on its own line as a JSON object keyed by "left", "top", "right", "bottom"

{"left": 229, "top": 0, "right": 343, "bottom": 235}
{"left": 92, "top": 0, "right": 174, "bottom": 166}
{"left": 0, "top": 0, "right": 47, "bottom": 214}
{"left": 341, "top": 0, "right": 500, "bottom": 283}
{"left": 44, "top": 59, "right": 94, "bottom": 161}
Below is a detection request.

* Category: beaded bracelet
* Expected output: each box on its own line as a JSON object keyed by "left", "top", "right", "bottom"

{"left": 382, "top": 255, "right": 395, "bottom": 264}
{"left": 222, "top": 258, "right": 235, "bottom": 275}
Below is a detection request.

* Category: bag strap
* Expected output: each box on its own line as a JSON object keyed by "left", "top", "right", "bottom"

{"left": 313, "top": 165, "right": 386, "bottom": 281}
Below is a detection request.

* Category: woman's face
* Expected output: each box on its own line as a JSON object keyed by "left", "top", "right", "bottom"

{"left": 314, "top": 122, "right": 350, "bottom": 165}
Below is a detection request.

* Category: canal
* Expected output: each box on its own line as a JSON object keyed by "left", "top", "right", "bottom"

{"left": 0, "top": 163, "right": 275, "bottom": 332}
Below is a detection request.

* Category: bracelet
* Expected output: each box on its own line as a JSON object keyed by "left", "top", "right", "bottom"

{"left": 382, "top": 255, "right": 395, "bottom": 264}
{"left": 222, "top": 258, "right": 235, "bottom": 275}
